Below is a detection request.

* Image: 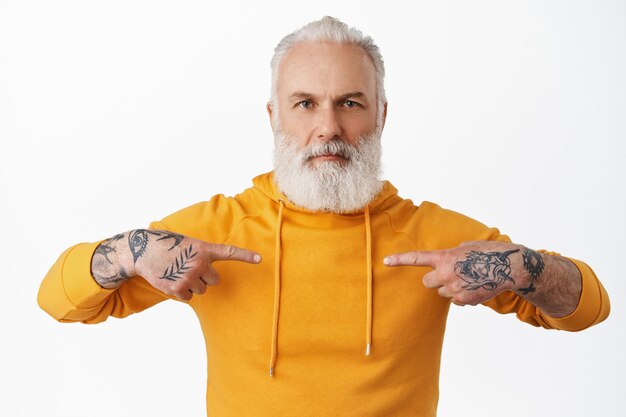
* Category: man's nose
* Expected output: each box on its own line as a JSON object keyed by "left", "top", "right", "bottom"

{"left": 316, "top": 107, "right": 343, "bottom": 141}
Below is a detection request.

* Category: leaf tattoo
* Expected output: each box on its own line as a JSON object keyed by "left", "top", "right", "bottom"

{"left": 159, "top": 244, "right": 198, "bottom": 281}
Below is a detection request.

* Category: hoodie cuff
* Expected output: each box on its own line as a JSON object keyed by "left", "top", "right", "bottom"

{"left": 62, "top": 241, "right": 116, "bottom": 308}
{"left": 540, "top": 256, "right": 609, "bottom": 331}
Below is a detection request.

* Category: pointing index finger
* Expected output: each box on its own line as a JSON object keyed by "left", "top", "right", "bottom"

{"left": 209, "top": 244, "right": 262, "bottom": 264}
{"left": 383, "top": 250, "right": 440, "bottom": 268}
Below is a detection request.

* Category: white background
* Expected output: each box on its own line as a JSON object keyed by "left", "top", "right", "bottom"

{"left": 1, "top": 1, "right": 624, "bottom": 416}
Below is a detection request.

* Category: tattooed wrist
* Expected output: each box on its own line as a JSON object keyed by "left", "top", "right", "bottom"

{"left": 91, "top": 229, "right": 189, "bottom": 289}
{"left": 91, "top": 232, "right": 134, "bottom": 289}
{"left": 516, "top": 247, "right": 546, "bottom": 296}
{"left": 125, "top": 229, "right": 198, "bottom": 284}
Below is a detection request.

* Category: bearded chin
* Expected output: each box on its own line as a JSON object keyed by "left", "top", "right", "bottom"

{"left": 272, "top": 129, "right": 384, "bottom": 213}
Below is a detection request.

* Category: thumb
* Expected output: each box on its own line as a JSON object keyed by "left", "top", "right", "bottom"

{"left": 208, "top": 243, "right": 262, "bottom": 264}
{"left": 384, "top": 250, "right": 442, "bottom": 268}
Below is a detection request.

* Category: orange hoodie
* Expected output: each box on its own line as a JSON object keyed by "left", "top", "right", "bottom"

{"left": 38, "top": 171, "right": 610, "bottom": 416}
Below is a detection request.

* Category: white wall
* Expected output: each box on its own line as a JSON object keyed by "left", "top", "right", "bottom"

{"left": 1, "top": 1, "right": 624, "bottom": 416}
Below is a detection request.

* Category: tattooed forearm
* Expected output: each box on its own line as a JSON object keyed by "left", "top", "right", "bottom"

{"left": 516, "top": 251, "right": 582, "bottom": 317}
{"left": 160, "top": 244, "right": 198, "bottom": 281}
{"left": 128, "top": 229, "right": 183, "bottom": 263}
{"left": 454, "top": 249, "right": 519, "bottom": 291}
{"left": 518, "top": 248, "right": 545, "bottom": 295}
{"left": 446, "top": 242, "right": 582, "bottom": 317}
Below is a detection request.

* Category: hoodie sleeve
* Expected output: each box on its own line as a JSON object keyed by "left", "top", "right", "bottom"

{"left": 477, "top": 229, "right": 610, "bottom": 331}
{"left": 37, "top": 195, "right": 245, "bottom": 324}
{"left": 414, "top": 201, "right": 610, "bottom": 332}
{"left": 37, "top": 229, "right": 172, "bottom": 324}
{"left": 482, "top": 248, "right": 611, "bottom": 331}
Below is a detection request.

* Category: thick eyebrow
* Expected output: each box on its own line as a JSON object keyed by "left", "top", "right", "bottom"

{"left": 337, "top": 91, "right": 367, "bottom": 102}
{"left": 288, "top": 92, "right": 317, "bottom": 101}
{"left": 287, "top": 91, "right": 369, "bottom": 102}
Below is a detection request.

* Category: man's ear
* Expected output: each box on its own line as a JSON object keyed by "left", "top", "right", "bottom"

{"left": 266, "top": 102, "right": 274, "bottom": 130}
{"left": 382, "top": 102, "right": 388, "bottom": 130}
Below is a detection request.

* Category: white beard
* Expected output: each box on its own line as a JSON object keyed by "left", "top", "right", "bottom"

{"left": 272, "top": 128, "right": 384, "bottom": 213}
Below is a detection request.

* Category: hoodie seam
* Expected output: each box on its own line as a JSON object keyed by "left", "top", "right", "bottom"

{"left": 219, "top": 206, "right": 267, "bottom": 245}
{"left": 60, "top": 244, "right": 81, "bottom": 311}
{"left": 380, "top": 210, "right": 426, "bottom": 251}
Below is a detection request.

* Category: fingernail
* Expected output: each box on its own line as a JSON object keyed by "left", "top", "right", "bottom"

{"left": 254, "top": 254, "right": 262, "bottom": 263}
{"left": 383, "top": 257, "right": 392, "bottom": 266}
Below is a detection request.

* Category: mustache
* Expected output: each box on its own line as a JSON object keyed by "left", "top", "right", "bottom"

{"left": 302, "top": 138, "right": 355, "bottom": 161}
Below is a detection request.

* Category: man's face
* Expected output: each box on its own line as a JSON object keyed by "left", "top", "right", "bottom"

{"left": 269, "top": 42, "right": 381, "bottom": 167}
{"left": 269, "top": 41, "right": 386, "bottom": 213}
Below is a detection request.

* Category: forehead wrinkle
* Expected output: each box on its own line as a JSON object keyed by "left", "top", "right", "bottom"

{"left": 276, "top": 41, "right": 379, "bottom": 101}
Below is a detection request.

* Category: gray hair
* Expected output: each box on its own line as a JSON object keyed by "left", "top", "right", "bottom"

{"left": 269, "top": 16, "right": 387, "bottom": 122}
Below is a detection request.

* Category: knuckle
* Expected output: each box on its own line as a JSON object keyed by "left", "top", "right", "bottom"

{"left": 423, "top": 271, "right": 438, "bottom": 287}
{"left": 454, "top": 299, "right": 467, "bottom": 307}
{"left": 224, "top": 245, "right": 237, "bottom": 258}
{"left": 452, "top": 298, "right": 465, "bottom": 306}
{"left": 457, "top": 293, "right": 479, "bottom": 306}
{"left": 208, "top": 272, "right": 221, "bottom": 285}
{"left": 455, "top": 292, "right": 469, "bottom": 304}
{"left": 196, "top": 242, "right": 208, "bottom": 257}
{"left": 172, "top": 287, "right": 191, "bottom": 300}
{"left": 442, "top": 251, "right": 457, "bottom": 267}
{"left": 205, "top": 243, "right": 219, "bottom": 258}
{"left": 179, "top": 292, "right": 192, "bottom": 301}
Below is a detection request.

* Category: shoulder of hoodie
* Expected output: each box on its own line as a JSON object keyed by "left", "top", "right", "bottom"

{"left": 380, "top": 198, "right": 510, "bottom": 250}
{"left": 148, "top": 184, "right": 266, "bottom": 243}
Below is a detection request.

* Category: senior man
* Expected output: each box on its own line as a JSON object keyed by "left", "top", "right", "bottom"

{"left": 38, "top": 16, "right": 610, "bottom": 417}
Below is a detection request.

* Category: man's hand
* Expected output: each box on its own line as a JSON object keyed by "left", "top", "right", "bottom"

{"left": 91, "top": 229, "right": 261, "bottom": 301}
{"left": 383, "top": 241, "right": 531, "bottom": 306}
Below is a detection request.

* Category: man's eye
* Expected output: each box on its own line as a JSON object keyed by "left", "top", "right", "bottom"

{"left": 298, "top": 101, "right": 312, "bottom": 109}
{"left": 344, "top": 100, "right": 359, "bottom": 108}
